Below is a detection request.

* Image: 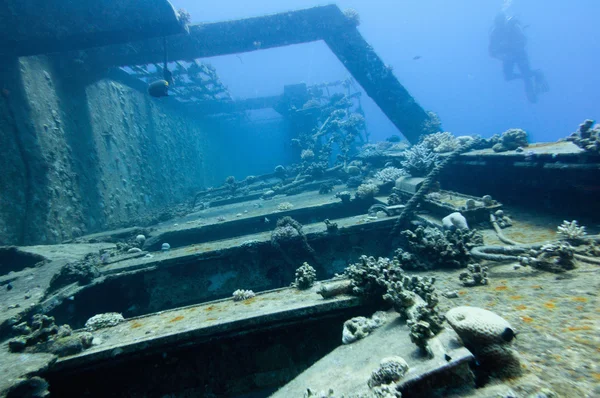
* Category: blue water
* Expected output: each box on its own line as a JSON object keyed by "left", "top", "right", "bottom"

{"left": 171, "top": 0, "right": 599, "bottom": 142}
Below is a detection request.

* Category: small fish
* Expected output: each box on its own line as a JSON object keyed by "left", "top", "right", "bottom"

{"left": 264, "top": 217, "right": 270, "bottom": 224}
{"left": 148, "top": 79, "right": 169, "bottom": 98}
{"left": 412, "top": 55, "right": 422, "bottom": 60}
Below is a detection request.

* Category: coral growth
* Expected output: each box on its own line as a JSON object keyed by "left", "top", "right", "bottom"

{"left": 387, "top": 192, "right": 402, "bottom": 206}
{"left": 492, "top": 128, "right": 528, "bottom": 152}
{"left": 134, "top": 234, "right": 146, "bottom": 246}
{"left": 8, "top": 314, "right": 92, "bottom": 357}
{"left": 356, "top": 144, "right": 385, "bottom": 160}
{"left": 232, "top": 289, "right": 255, "bottom": 301}
{"left": 374, "top": 167, "right": 406, "bottom": 183}
{"left": 344, "top": 256, "right": 444, "bottom": 348}
{"left": 177, "top": 8, "right": 191, "bottom": 25}
{"left": 270, "top": 216, "right": 318, "bottom": 264}
{"left": 567, "top": 119, "right": 600, "bottom": 154}
{"left": 343, "top": 255, "right": 404, "bottom": 299}
{"left": 399, "top": 226, "right": 483, "bottom": 270}
{"left": 348, "top": 264, "right": 444, "bottom": 354}
{"left": 324, "top": 219, "right": 339, "bottom": 233}
{"left": 271, "top": 223, "right": 299, "bottom": 241}
{"left": 303, "top": 388, "right": 341, "bottom": 398}
{"left": 367, "top": 356, "right": 409, "bottom": 389}
{"left": 345, "top": 165, "right": 362, "bottom": 176}
{"left": 446, "top": 306, "right": 520, "bottom": 379}
{"left": 335, "top": 191, "right": 352, "bottom": 204}
{"left": 48, "top": 256, "right": 100, "bottom": 293}
{"left": 293, "top": 262, "right": 317, "bottom": 289}
{"left": 459, "top": 263, "right": 489, "bottom": 287}
{"left": 520, "top": 242, "right": 576, "bottom": 272}
{"left": 356, "top": 182, "right": 379, "bottom": 199}
{"left": 408, "top": 319, "right": 435, "bottom": 351}
{"left": 318, "top": 110, "right": 366, "bottom": 166}
{"left": 371, "top": 384, "right": 402, "bottom": 397}
{"left": 400, "top": 144, "right": 439, "bottom": 177}
{"left": 301, "top": 149, "right": 315, "bottom": 161}
{"left": 271, "top": 216, "right": 303, "bottom": 244}
{"left": 277, "top": 202, "right": 294, "bottom": 211}
{"left": 319, "top": 181, "right": 335, "bottom": 194}
{"left": 482, "top": 195, "right": 495, "bottom": 207}
{"left": 302, "top": 99, "right": 321, "bottom": 110}
{"left": 342, "top": 311, "right": 387, "bottom": 344}
{"left": 421, "top": 111, "right": 443, "bottom": 135}
{"left": 343, "top": 8, "right": 361, "bottom": 26}
{"left": 407, "top": 304, "right": 445, "bottom": 351}
{"left": 421, "top": 132, "right": 459, "bottom": 153}
{"left": 446, "top": 306, "right": 516, "bottom": 346}
{"left": 383, "top": 274, "right": 438, "bottom": 313}
{"left": 556, "top": 220, "right": 587, "bottom": 241}
{"left": 274, "top": 165, "right": 286, "bottom": 175}
{"left": 346, "top": 175, "right": 364, "bottom": 188}
{"left": 85, "top": 313, "right": 124, "bottom": 331}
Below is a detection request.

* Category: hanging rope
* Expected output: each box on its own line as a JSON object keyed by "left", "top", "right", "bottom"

{"left": 163, "top": 37, "right": 172, "bottom": 85}
{"left": 390, "top": 137, "right": 482, "bottom": 237}
{"left": 471, "top": 213, "right": 600, "bottom": 265}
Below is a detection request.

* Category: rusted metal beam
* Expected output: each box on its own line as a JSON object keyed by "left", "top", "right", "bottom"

{"left": 323, "top": 26, "right": 437, "bottom": 143}
{"left": 187, "top": 95, "right": 282, "bottom": 115}
{"left": 0, "top": 0, "right": 185, "bottom": 57}
{"left": 88, "top": 5, "right": 338, "bottom": 68}
{"left": 90, "top": 5, "right": 437, "bottom": 142}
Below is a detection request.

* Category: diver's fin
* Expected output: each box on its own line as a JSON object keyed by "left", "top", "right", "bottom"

{"left": 533, "top": 69, "right": 549, "bottom": 94}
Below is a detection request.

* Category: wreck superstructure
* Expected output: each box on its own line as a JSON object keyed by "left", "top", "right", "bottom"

{"left": 1, "top": 2, "right": 599, "bottom": 398}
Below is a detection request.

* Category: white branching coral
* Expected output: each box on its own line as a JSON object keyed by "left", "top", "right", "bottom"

{"left": 300, "top": 149, "right": 315, "bottom": 160}
{"left": 356, "top": 181, "right": 379, "bottom": 199}
{"left": 374, "top": 167, "right": 407, "bottom": 183}
{"left": 421, "top": 132, "right": 459, "bottom": 153}
{"left": 400, "top": 144, "right": 439, "bottom": 177}
{"left": 557, "top": 220, "right": 587, "bottom": 240}
{"left": 232, "top": 289, "right": 255, "bottom": 301}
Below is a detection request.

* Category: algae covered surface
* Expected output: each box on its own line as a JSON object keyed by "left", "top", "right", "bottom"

{"left": 432, "top": 209, "right": 600, "bottom": 397}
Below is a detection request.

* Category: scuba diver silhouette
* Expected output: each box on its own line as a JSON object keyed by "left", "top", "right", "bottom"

{"left": 489, "top": 13, "right": 549, "bottom": 103}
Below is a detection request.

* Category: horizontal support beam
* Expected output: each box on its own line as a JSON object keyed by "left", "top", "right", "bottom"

{"left": 90, "top": 5, "right": 437, "bottom": 142}
{"left": 189, "top": 95, "right": 282, "bottom": 115}
{"left": 88, "top": 5, "right": 340, "bottom": 68}
{"left": 0, "top": 0, "right": 185, "bottom": 57}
